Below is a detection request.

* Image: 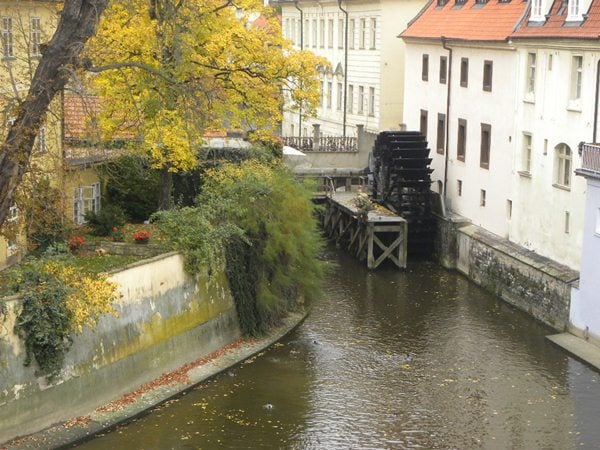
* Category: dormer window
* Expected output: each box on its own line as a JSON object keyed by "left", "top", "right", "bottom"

{"left": 531, "top": 0, "right": 546, "bottom": 21}
{"left": 566, "top": 0, "right": 583, "bottom": 21}
{"left": 437, "top": 0, "right": 448, "bottom": 6}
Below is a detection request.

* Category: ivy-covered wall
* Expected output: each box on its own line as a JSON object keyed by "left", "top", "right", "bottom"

{"left": 0, "top": 252, "right": 240, "bottom": 444}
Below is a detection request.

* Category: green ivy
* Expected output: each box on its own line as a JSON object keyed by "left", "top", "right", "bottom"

{"left": 14, "top": 265, "right": 74, "bottom": 378}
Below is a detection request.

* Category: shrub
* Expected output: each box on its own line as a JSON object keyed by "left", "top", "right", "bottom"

{"left": 85, "top": 204, "right": 127, "bottom": 236}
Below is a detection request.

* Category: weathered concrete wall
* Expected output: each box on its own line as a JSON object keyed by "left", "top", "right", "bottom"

{"left": 436, "top": 216, "right": 579, "bottom": 330}
{"left": 0, "top": 252, "right": 240, "bottom": 444}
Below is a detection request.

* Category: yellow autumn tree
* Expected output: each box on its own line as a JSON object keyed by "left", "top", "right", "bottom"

{"left": 84, "top": 0, "right": 327, "bottom": 208}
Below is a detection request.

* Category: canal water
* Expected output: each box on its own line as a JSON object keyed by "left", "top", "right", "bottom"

{"left": 76, "top": 248, "right": 600, "bottom": 449}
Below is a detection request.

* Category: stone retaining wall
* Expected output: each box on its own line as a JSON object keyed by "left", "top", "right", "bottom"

{"left": 0, "top": 252, "right": 240, "bottom": 444}
{"left": 436, "top": 216, "right": 579, "bottom": 330}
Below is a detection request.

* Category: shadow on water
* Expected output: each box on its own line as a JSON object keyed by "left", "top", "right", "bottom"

{"left": 75, "top": 245, "right": 600, "bottom": 450}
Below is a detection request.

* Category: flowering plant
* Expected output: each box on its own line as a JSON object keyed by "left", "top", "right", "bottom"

{"left": 132, "top": 229, "right": 151, "bottom": 243}
{"left": 68, "top": 235, "right": 85, "bottom": 253}
{"left": 111, "top": 226, "right": 125, "bottom": 242}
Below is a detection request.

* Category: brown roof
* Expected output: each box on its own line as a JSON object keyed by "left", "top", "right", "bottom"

{"left": 63, "top": 95, "right": 102, "bottom": 140}
{"left": 400, "top": 0, "right": 529, "bottom": 41}
{"left": 512, "top": 0, "right": 600, "bottom": 39}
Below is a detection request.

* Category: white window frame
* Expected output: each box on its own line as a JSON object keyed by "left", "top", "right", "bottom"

{"left": 349, "top": 19, "right": 355, "bottom": 50}
{"left": 1, "top": 16, "right": 13, "bottom": 58}
{"left": 570, "top": 55, "right": 583, "bottom": 101}
{"left": 368, "top": 86, "right": 375, "bottom": 117}
{"left": 369, "top": 18, "right": 376, "bottom": 50}
{"left": 521, "top": 133, "right": 532, "bottom": 174}
{"left": 311, "top": 19, "right": 317, "bottom": 48}
{"left": 358, "top": 85, "right": 364, "bottom": 115}
{"left": 327, "top": 81, "right": 332, "bottom": 109}
{"left": 319, "top": 19, "right": 325, "bottom": 48}
{"left": 526, "top": 52, "right": 536, "bottom": 98}
{"left": 336, "top": 82, "right": 343, "bottom": 111}
{"left": 338, "top": 18, "right": 344, "bottom": 49}
{"left": 348, "top": 84, "right": 354, "bottom": 114}
{"left": 554, "top": 144, "right": 572, "bottom": 189}
{"left": 566, "top": 0, "right": 582, "bottom": 21}
{"left": 31, "top": 17, "right": 41, "bottom": 57}
{"left": 328, "top": 19, "right": 334, "bottom": 49}
{"left": 531, "top": 0, "right": 546, "bottom": 21}
{"left": 359, "top": 18, "right": 366, "bottom": 49}
{"left": 73, "top": 182, "right": 101, "bottom": 224}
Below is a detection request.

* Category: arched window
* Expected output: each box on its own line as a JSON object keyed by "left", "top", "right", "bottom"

{"left": 554, "top": 144, "right": 572, "bottom": 188}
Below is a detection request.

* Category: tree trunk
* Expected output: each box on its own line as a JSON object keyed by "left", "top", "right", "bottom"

{"left": 0, "top": 0, "right": 110, "bottom": 228}
{"left": 158, "top": 166, "right": 173, "bottom": 210}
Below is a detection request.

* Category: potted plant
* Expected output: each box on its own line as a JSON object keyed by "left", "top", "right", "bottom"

{"left": 132, "top": 229, "right": 151, "bottom": 244}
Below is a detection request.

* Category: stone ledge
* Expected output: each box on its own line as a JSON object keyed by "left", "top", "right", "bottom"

{"left": 547, "top": 333, "right": 600, "bottom": 372}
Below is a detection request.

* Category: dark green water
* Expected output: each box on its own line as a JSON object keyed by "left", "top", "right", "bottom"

{"left": 76, "top": 248, "right": 600, "bottom": 449}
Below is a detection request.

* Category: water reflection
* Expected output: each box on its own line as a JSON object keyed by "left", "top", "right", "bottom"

{"left": 76, "top": 248, "right": 600, "bottom": 449}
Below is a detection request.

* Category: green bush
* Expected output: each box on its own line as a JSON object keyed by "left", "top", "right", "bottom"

{"left": 85, "top": 204, "right": 127, "bottom": 236}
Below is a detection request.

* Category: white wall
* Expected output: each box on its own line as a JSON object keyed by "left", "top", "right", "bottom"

{"left": 403, "top": 41, "right": 517, "bottom": 238}
{"left": 570, "top": 176, "right": 600, "bottom": 342}
{"left": 510, "top": 47, "right": 594, "bottom": 270}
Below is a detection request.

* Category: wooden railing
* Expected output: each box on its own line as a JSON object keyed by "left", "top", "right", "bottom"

{"left": 283, "top": 136, "right": 357, "bottom": 152}
{"left": 581, "top": 144, "right": 600, "bottom": 174}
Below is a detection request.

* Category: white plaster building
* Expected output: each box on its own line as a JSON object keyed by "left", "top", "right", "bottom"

{"left": 401, "top": 0, "right": 600, "bottom": 270}
{"left": 571, "top": 144, "right": 600, "bottom": 346}
{"left": 279, "top": 0, "right": 426, "bottom": 140}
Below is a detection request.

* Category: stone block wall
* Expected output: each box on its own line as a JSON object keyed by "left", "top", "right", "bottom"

{"left": 436, "top": 217, "right": 579, "bottom": 331}
{"left": 0, "top": 252, "right": 240, "bottom": 443}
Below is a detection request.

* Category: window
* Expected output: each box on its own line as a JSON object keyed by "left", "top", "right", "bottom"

{"left": 1, "top": 16, "right": 13, "bottom": 58}
{"left": 312, "top": 19, "right": 317, "bottom": 48}
{"left": 480, "top": 123, "right": 491, "bottom": 169}
{"left": 328, "top": 19, "right": 334, "bottom": 48}
{"left": 483, "top": 60, "right": 493, "bottom": 91}
{"left": 422, "top": 54, "right": 429, "bottom": 81}
{"left": 526, "top": 52, "right": 536, "bottom": 96}
{"left": 548, "top": 53, "right": 553, "bottom": 71}
{"left": 285, "top": 19, "right": 290, "bottom": 39}
{"left": 369, "top": 87, "right": 375, "bottom": 116}
{"left": 457, "top": 179, "right": 463, "bottom": 196}
{"left": 319, "top": 81, "right": 324, "bottom": 107}
{"left": 359, "top": 18, "right": 366, "bottom": 49}
{"left": 348, "top": 84, "right": 354, "bottom": 113}
{"left": 338, "top": 18, "right": 344, "bottom": 49}
{"left": 571, "top": 55, "right": 583, "bottom": 100}
{"left": 440, "top": 56, "right": 447, "bottom": 84}
{"left": 531, "top": 0, "right": 545, "bottom": 20}
{"left": 554, "top": 144, "right": 572, "bottom": 188}
{"left": 507, "top": 200, "right": 512, "bottom": 220}
{"left": 304, "top": 19, "right": 309, "bottom": 46}
{"left": 37, "top": 127, "right": 46, "bottom": 154}
{"left": 369, "top": 18, "right": 376, "bottom": 50}
{"left": 291, "top": 19, "right": 296, "bottom": 45}
{"left": 73, "top": 183, "right": 101, "bottom": 225}
{"left": 565, "top": 211, "right": 570, "bottom": 234}
{"left": 567, "top": 0, "right": 582, "bottom": 21}
{"left": 336, "top": 82, "right": 343, "bottom": 110}
{"left": 327, "top": 81, "right": 332, "bottom": 109}
{"left": 457, "top": 118, "right": 467, "bottom": 161}
{"left": 7, "top": 203, "right": 18, "bottom": 223}
{"left": 420, "top": 109, "right": 428, "bottom": 137}
{"left": 358, "top": 85, "right": 365, "bottom": 114}
{"left": 290, "top": 123, "right": 295, "bottom": 136}
{"left": 521, "top": 133, "right": 532, "bottom": 174}
{"left": 319, "top": 19, "right": 325, "bottom": 48}
{"left": 460, "top": 58, "right": 469, "bottom": 87}
{"left": 437, "top": 0, "right": 448, "bottom": 6}
{"left": 31, "top": 17, "right": 41, "bottom": 57}
{"left": 437, "top": 113, "right": 446, "bottom": 155}
{"left": 480, "top": 189, "right": 486, "bottom": 207}
{"left": 349, "top": 19, "right": 355, "bottom": 49}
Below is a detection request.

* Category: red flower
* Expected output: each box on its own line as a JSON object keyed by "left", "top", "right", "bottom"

{"left": 132, "top": 229, "right": 151, "bottom": 242}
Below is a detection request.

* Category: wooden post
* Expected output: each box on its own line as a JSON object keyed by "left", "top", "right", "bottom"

{"left": 367, "top": 223, "right": 375, "bottom": 269}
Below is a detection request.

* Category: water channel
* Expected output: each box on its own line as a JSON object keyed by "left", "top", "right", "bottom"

{"left": 76, "top": 247, "right": 600, "bottom": 449}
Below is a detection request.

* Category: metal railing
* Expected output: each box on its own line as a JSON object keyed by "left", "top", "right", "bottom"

{"left": 283, "top": 136, "right": 357, "bottom": 152}
{"left": 581, "top": 144, "right": 600, "bottom": 174}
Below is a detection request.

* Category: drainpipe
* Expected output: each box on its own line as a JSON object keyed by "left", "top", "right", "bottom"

{"left": 338, "top": 0, "right": 348, "bottom": 138}
{"left": 294, "top": 1, "right": 304, "bottom": 138}
{"left": 441, "top": 36, "right": 452, "bottom": 197}
{"left": 594, "top": 59, "right": 600, "bottom": 143}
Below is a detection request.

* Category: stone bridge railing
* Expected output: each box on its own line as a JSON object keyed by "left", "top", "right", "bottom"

{"left": 283, "top": 136, "right": 357, "bottom": 152}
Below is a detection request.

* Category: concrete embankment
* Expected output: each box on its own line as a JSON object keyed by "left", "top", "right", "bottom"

{"left": 0, "top": 252, "right": 305, "bottom": 447}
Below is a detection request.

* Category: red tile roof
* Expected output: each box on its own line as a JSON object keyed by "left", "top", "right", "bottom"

{"left": 401, "top": 0, "right": 528, "bottom": 41}
{"left": 512, "top": 0, "right": 600, "bottom": 39}
{"left": 63, "top": 95, "right": 102, "bottom": 140}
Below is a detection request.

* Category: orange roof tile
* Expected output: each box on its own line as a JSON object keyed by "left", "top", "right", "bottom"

{"left": 401, "top": 0, "right": 528, "bottom": 41}
{"left": 512, "top": 0, "right": 600, "bottom": 39}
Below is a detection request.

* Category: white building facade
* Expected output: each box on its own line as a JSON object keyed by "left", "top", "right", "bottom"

{"left": 401, "top": 0, "right": 600, "bottom": 270}
{"left": 279, "top": 0, "right": 426, "bottom": 139}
